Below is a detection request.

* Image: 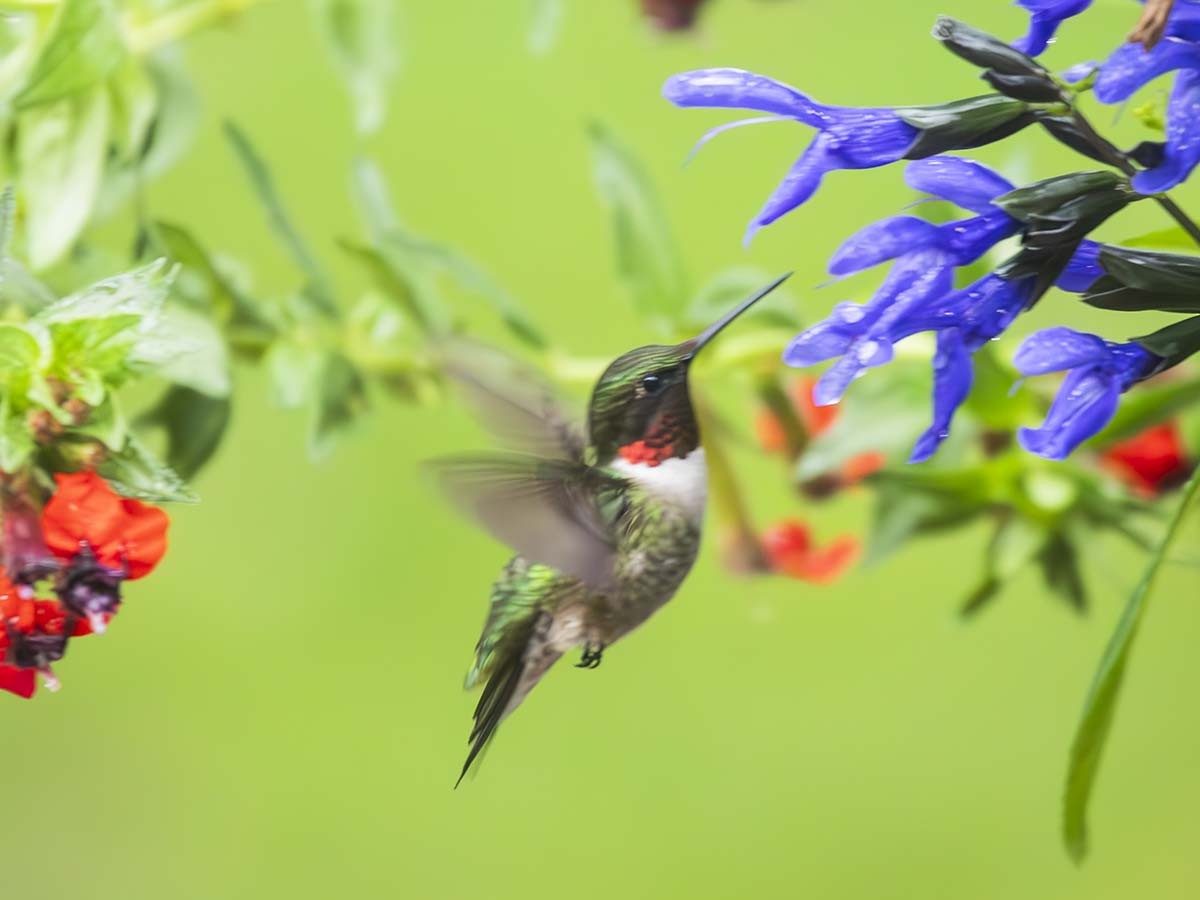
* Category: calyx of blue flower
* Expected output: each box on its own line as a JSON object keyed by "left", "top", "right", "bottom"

{"left": 897, "top": 95, "right": 1036, "bottom": 159}
{"left": 1135, "top": 315, "right": 1200, "bottom": 369}
{"left": 933, "top": 17, "right": 1065, "bottom": 104}
{"left": 992, "top": 171, "right": 1128, "bottom": 220}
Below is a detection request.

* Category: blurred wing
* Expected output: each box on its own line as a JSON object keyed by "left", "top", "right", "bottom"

{"left": 439, "top": 339, "right": 586, "bottom": 461}
{"left": 431, "top": 454, "right": 626, "bottom": 590}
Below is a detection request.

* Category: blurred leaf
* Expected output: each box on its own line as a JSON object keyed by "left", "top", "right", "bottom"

{"left": 0, "top": 392, "right": 33, "bottom": 471}
{"left": 1038, "top": 530, "right": 1087, "bottom": 612}
{"left": 588, "top": 122, "right": 687, "bottom": 327}
{"left": 866, "top": 478, "right": 983, "bottom": 566}
{"left": 138, "top": 385, "right": 231, "bottom": 480}
{"left": 796, "top": 361, "right": 931, "bottom": 480}
{"left": 683, "top": 266, "right": 798, "bottom": 333}
{"left": 1062, "top": 469, "right": 1200, "bottom": 862}
{"left": 1122, "top": 225, "right": 1197, "bottom": 250}
{"left": 310, "top": 351, "right": 367, "bottom": 460}
{"left": 528, "top": 0, "right": 564, "bottom": 55}
{"left": 225, "top": 121, "right": 338, "bottom": 318}
{"left": 0, "top": 323, "right": 40, "bottom": 375}
{"left": 310, "top": 0, "right": 398, "bottom": 135}
{"left": 960, "top": 514, "right": 1045, "bottom": 617}
{"left": 98, "top": 433, "right": 197, "bottom": 503}
{"left": 35, "top": 258, "right": 172, "bottom": 325}
{"left": 338, "top": 239, "right": 436, "bottom": 334}
{"left": 72, "top": 394, "right": 128, "bottom": 450}
{"left": 131, "top": 302, "right": 232, "bottom": 397}
{"left": 1093, "top": 374, "right": 1200, "bottom": 447}
{"left": 265, "top": 339, "right": 321, "bottom": 410}
{"left": 16, "top": 85, "right": 111, "bottom": 269}
{"left": 106, "top": 55, "right": 157, "bottom": 162}
{"left": 14, "top": 0, "right": 126, "bottom": 109}
{"left": 993, "top": 171, "right": 1123, "bottom": 220}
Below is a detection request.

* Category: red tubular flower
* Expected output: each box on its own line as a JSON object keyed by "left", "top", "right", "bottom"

{"left": 1100, "top": 422, "right": 1195, "bottom": 497}
{"left": 761, "top": 519, "right": 859, "bottom": 584}
{"left": 0, "top": 568, "right": 92, "bottom": 698}
{"left": 41, "top": 472, "right": 168, "bottom": 578}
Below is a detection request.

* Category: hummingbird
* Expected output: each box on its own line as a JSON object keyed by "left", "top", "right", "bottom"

{"left": 437, "top": 273, "right": 792, "bottom": 785}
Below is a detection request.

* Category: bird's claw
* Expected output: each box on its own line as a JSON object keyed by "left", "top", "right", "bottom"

{"left": 575, "top": 642, "right": 604, "bottom": 669}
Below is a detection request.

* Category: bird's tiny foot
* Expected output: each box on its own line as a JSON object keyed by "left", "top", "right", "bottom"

{"left": 575, "top": 642, "right": 605, "bottom": 670}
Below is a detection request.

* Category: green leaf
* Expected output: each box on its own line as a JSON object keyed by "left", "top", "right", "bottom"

{"left": 106, "top": 54, "right": 157, "bottom": 162}
{"left": 71, "top": 393, "right": 127, "bottom": 450}
{"left": 338, "top": 239, "right": 436, "bottom": 334}
{"left": 310, "top": 0, "right": 398, "bottom": 135}
{"left": 98, "top": 433, "right": 198, "bottom": 503}
{"left": 1135, "top": 315, "right": 1200, "bottom": 369}
{"left": 224, "top": 121, "right": 338, "bottom": 317}
{"left": 683, "top": 266, "right": 798, "bottom": 333}
{"left": 130, "top": 302, "right": 232, "bottom": 397}
{"left": 0, "top": 323, "right": 41, "bottom": 375}
{"left": 1122, "top": 226, "right": 1197, "bottom": 250}
{"left": 1093, "top": 374, "right": 1200, "bottom": 447}
{"left": 865, "top": 479, "right": 983, "bottom": 566}
{"left": 588, "top": 122, "right": 688, "bottom": 327}
{"left": 1038, "top": 530, "right": 1087, "bottom": 612}
{"left": 14, "top": 0, "right": 126, "bottom": 109}
{"left": 960, "top": 514, "right": 1046, "bottom": 617}
{"left": 264, "top": 339, "right": 321, "bottom": 410}
{"left": 35, "top": 258, "right": 172, "bottom": 325}
{"left": 138, "top": 385, "right": 231, "bottom": 480}
{"left": 16, "top": 85, "right": 111, "bottom": 269}
{"left": 0, "top": 391, "right": 34, "bottom": 472}
{"left": 1062, "top": 469, "right": 1200, "bottom": 862}
{"left": 1097, "top": 244, "right": 1200, "bottom": 296}
{"left": 310, "top": 351, "right": 367, "bottom": 460}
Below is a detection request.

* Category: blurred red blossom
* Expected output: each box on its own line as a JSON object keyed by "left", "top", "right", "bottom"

{"left": 640, "top": 0, "right": 708, "bottom": 31}
{"left": 761, "top": 519, "right": 859, "bottom": 583}
{"left": 1100, "top": 422, "right": 1195, "bottom": 497}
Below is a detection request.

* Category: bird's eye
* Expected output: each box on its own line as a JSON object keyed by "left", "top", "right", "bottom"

{"left": 639, "top": 374, "right": 664, "bottom": 395}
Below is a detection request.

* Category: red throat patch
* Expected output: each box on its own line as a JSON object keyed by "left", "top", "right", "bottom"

{"left": 618, "top": 439, "right": 676, "bottom": 467}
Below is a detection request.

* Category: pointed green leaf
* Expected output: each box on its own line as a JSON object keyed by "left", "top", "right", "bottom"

{"left": 16, "top": 85, "right": 111, "bottom": 269}
{"left": 106, "top": 54, "right": 157, "bottom": 162}
{"left": 0, "top": 323, "right": 40, "bottom": 375}
{"left": 310, "top": 0, "right": 398, "bottom": 135}
{"left": 14, "top": 0, "right": 126, "bottom": 109}
{"left": 224, "top": 121, "right": 338, "bottom": 317}
{"left": 1062, "top": 469, "right": 1200, "bottom": 862}
{"left": 0, "top": 392, "right": 33, "bottom": 472}
{"left": 1038, "top": 530, "right": 1087, "bottom": 612}
{"left": 98, "top": 433, "right": 197, "bottom": 503}
{"left": 265, "top": 339, "right": 321, "bottom": 410}
{"left": 131, "top": 302, "right": 232, "bottom": 398}
{"left": 961, "top": 514, "right": 1046, "bottom": 617}
{"left": 138, "top": 385, "right": 231, "bottom": 480}
{"left": 588, "top": 122, "right": 688, "bottom": 327}
{"left": 310, "top": 351, "right": 367, "bottom": 460}
{"left": 1122, "top": 226, "right": 1198, "bottom": 250}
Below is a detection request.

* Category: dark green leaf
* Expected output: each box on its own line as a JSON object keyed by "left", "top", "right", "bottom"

{"left": 14, "top": 0, "right": 126, "bottom": 109}
{"left": 1062, "top": 469, "right": 1200, "bottom": 862}
{"left": 1038, "top": 531, "right": 1087, "bottom": 612}
{"left": 588, "top": 122, "right": 688, "bottom": 327}
{"left": 1135, "top": 316, "right": 1200, "bottom": 369}
{"left": 138, "top": 385, "right": 231, "bottom": 480}
{"left": 1096, "top": 244, "right": 1200, "bottom": 296}
{"left": 98, "top": 433, "right": 198, "bottom": 503}
{"left": 224, "top": 121, "right": 338, "bottom": 318}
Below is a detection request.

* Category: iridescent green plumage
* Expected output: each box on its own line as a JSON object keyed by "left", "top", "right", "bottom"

{"left": 438, "top": 273, "right": 791, "bottom": 785}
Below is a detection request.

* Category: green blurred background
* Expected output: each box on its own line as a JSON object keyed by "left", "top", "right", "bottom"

{"left": 7, "top": 1, "right": 1200, "bottom": 897}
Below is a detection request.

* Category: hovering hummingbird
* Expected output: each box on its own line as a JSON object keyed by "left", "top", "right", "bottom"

{"left": 437, "top": 273, "right": 792, "bottom": 785}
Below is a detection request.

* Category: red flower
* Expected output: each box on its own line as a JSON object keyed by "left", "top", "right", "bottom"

{"left": 1100, "top": 422, "right": 1194, "bottom": 497}
{"left": 761, "top": 519, "right": 859, "bottom": 584}
{"left": 41, "top": 472, "right": 168, "bottom": 579}
{"left": 0, "top": 568, "right": 92, "bottom": 699}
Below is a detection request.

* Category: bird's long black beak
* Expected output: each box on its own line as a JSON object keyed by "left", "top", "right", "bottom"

{"left": 682, "top": 272, "right": 793, "bottom": 360}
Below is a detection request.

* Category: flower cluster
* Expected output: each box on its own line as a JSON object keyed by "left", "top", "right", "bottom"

{"left": 0, "top": 473, "right": 168, "bottom": 697}
{"left": 665, "top": 10, "right": 1200, "bottom": 462}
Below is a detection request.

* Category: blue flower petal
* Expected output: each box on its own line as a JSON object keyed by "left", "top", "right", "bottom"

{"left": 824, "top": 109, "right": 917, "bottom": 167}
{"left": 1013, "top": 326, "right": 1108, "bottom": 375}
{"left": 1166, "top": 0, "right": 1200, "bottom": 42}
{"left": 1132, "top": 68, "right": 1200, "bottom": 194}
{"left": 1094, "top": 37, "right": 1200, "bottom": 104}
{"left": 904, "top": 156, "right": 1014, "bottom": 214}
{"left": 1012, "top": 0, "right": 1093, "bottom": 56}
{"left": 662, "top": 68, "right": 830, "bottom": 125}
{"left": 782, "top": 302, "right": 867, "bottom": 366}
{"left": 1018, "top": 366, "right": 1120, "bottom": 459}
{"left": 828, "top": 216, "right": 941, "bottom": 276}
{"left": 1056, "top": 239, "right": 1103, "bottom": 292}
{"left": 744, "top": 134, "right": 837, "bottom": 243}
{"left": 944, "top": 210, "right": 1022, "bottom": 266}
{"left": 909, "top": 329, "right": 973, "bottom": 463}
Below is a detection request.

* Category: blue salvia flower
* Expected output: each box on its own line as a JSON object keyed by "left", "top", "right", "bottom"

{"left": 784, "top": 157, "right": 1025, "bottom": 459}
{"left": 1055, "top": 239, "right": 1103, "bottom": 292}
{"left": 662, "top": 68, "right": 918, "bottom": 242}
{"left": 1014, "top": 327, "right": 1161, "bottom": 459}
{"left": 1012, "top": 0, "right": 1094, "bottom": 57}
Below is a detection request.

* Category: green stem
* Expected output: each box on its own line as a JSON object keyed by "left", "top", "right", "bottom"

{"left": 696, "top": 395, "right": 768, "bottom": 573}
{"left": 124, "top": 0, "right": 269, "bottom": 55}
{"left": 755, "top": 372, "right": 809, "bottom": 462}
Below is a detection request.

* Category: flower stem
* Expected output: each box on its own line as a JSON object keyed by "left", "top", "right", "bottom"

{"left": 695, "top": 395, "right": 768, "bottom": 573}
{"left": 1064, "top": 104, "right": 1200, "bottom": 249}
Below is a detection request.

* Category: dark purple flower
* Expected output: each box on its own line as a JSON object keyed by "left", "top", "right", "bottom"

{"left": 662, "top": 68, "right": 917, "bottom": 241}
{"left": 1013, "top": 0, "right": 1093, "bottom": 57}
{"left": 1015, "top": 327, "right": 1160, "bottom": 459}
